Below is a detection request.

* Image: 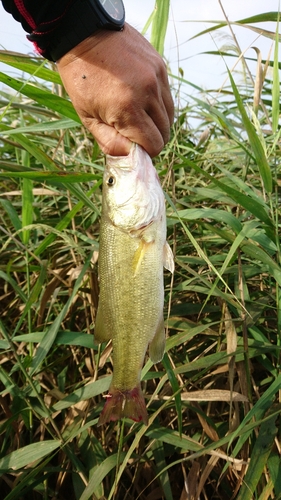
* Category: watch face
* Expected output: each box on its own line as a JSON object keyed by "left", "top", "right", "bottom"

{"left": 100, "top": 0, "right": 125, "bottom": 21}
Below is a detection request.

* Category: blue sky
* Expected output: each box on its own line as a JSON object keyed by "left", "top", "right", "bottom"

{"left": 0, "top": 0, "right": 279, "bottom": 91}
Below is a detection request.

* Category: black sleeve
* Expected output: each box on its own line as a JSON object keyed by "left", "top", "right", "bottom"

{"left": 1, "top": 1, "right": 73, "bottom": 32}
{"left": 1, "top": 0, "right": 74, "bottom": 59}
{"left": 1, "top": 0, "right": 125, "bottom": 62}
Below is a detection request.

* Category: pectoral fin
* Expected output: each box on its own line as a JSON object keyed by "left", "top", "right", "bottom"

{"left": 163, "top": 241, "right": 174, "bottom": 273}
{"left": 149, "top": 317, "right": 166, "bottom": 363}
{"left": 132, "top": 239, "right": 152, "bottom": 276}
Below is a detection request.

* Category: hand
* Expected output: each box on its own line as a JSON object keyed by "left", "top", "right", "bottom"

{"left": 56, "top": 23, "right": 174, "bottom": 157}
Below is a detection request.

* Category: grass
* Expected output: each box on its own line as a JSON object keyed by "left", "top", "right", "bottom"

{"left": 0, "top": 4, "right": 281, "bottom": 499}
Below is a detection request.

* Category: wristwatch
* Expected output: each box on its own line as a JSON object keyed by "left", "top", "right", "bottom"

{"left": 48, "top": 0, "right": 125, "bottom": 62}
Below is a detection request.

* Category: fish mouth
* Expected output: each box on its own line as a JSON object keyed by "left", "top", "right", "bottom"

{"left": 106, "top": 143, "right": 138, "bottom": 171}
{"left": 107, "top": 143, "right": 150, "bottom": 181}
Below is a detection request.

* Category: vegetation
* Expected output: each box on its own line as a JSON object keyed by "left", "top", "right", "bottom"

{"left": 0, "top": 3, "right": 280, "bottom": 499}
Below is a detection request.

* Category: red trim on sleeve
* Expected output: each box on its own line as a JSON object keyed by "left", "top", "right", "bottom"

{"left": 14, "top": 0, "right": 36, "bottom": 29}
{"left": 30, "top": 42, "right": 44, "bottom": 56}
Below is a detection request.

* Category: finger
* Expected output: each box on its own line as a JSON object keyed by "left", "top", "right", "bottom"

{"left": 162, "top": 82, "right": 175, "bottom": 127}
{"left": 125, "top": 115, "right": 165, "bottom": 157}
{"left": 145, "top": 96, "right": 172, "bottom": 147}
{"left": 84, "top": 109, "right": 165, "bottom": 157}
{"left": 157, "top": 60, "right": 175, "bottom": 126}
{"left": 84, "top": 101, "right": 169, "bottom": 158}
{"left": 114, "top": 107, "right": 166, "bottom": 157}
{"left": 85, "top": 119, "right": 132, "bottom": 156}
{"left": 139, "top": 70, "right": 174, "bottom": 147}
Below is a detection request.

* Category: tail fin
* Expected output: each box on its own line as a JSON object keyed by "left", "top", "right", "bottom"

{"left": 98, "top": 385, "right": 148, "bottom": 426}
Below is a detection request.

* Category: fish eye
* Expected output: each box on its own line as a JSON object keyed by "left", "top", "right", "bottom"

{"left": 107, "top": 176, "right": 115, "bottom": 186}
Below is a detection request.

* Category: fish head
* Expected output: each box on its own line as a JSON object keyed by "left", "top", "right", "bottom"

{"left": 102, "top": 143, "right": 165, "bottom": 231}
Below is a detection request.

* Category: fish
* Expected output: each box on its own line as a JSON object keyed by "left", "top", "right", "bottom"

{"left": 95, "top": 143, "right": 174, "bottom": 426}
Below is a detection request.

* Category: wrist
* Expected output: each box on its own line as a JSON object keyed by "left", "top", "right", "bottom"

{"left": 57, "top": 26, "right": 125, "bottom": 69}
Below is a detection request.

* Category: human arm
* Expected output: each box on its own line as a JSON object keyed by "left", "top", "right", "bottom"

{"left": 1, "top": 0, "right": 174, "bottom": 156}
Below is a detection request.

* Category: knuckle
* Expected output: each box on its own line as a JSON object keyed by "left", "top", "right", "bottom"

{"left": 144, "top": 72, "right": 159, "bottom": 96}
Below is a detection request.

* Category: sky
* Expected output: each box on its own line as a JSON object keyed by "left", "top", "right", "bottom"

{"left": 0, "top": 0, "right": 279, "bottom": 92}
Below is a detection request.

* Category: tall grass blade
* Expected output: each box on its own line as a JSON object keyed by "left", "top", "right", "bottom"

{"left": 0, "top": 271, "right": 27, "bottom": 303}
{"left": 150, "top": 0, "right": 170, "bottom": 56}
{"left": 272, "top": 14, "right": 280, "bottom": 133}
{"left": 151, "top": 440, "right": 174, "bottom": 500}
{"left": 21, "top": 177, "right": 33, "bottom": 245}
{"left": 162, "top": 353, "right": 182, "bottom": 433}
{"left": 0, "top": 171, "right": 99, "bottom": 184}
{"left": 0, "top": 123, "right": 62, "bottom": 170}
{"left": 227, "top": 69, "right": 272, "bottom": 193}
{"left": 79, "top": 453, "right": 127, "bottom": 500}
{"left": 267, "top": 453, "right": 281, "bottom": 499}
{"left": 2, "top": 118, "right": 78, "bottom": 135}
{"left": 252, "top": 47, "right": 264, "bottom": 114}
{"left": 11, "top": 264, "right": 47, "bottom": 338}
{"left": 189, "top": 12, "right": 280, "bottom": 41}
{"left": 180, "top": 158, "right": 273, "bottom": 226}
{"left": 0, "top": 440, "right": 61, "bottom": 472}
{"left": 13, "top": 331, "right": 95, "bottom": 349}
{"left": 0, "top": 198, "right": 21, "bottom": 232}
{"left": 53, "top": 377, "right": 111, "bottom": 412}
{"left": 0, "top": 72, "right": 80, "bottom": 122}
{"left": 0, "top": 51, "right": 62, "bottom": 84}
{"left": 172, "top": 207, "right": 242, "bottom": 234}
{"left": 236, "top": 415, "right": 278, "bottom": 500}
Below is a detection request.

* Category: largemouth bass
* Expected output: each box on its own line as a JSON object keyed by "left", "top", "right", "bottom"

{"left": 95, "top": 144, "right": 174, "bottom": 425}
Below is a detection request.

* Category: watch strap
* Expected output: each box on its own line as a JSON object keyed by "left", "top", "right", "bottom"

{"left": 48, "top": 0, "right": 125, "bottom": 62}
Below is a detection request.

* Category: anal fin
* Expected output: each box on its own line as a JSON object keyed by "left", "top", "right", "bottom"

{"left": 95, "top": 307, "right": 112, "bottom": 343}
{"left": 149, "top": 318, "right": 166, "bottom": 363}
